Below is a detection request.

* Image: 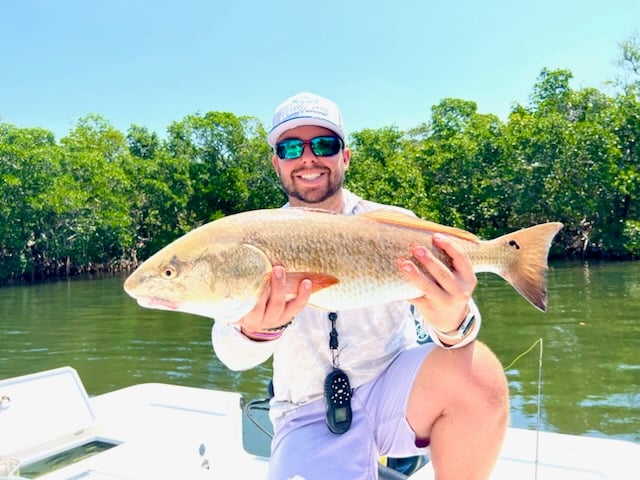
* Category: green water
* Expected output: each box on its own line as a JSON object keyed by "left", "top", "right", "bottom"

{"left": 0, "top": 261, "right": 638, "bottom": 443}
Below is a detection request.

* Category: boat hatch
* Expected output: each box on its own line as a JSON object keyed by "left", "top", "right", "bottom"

{"left": 0, "top": 367, "right": 119, "bottom": 477}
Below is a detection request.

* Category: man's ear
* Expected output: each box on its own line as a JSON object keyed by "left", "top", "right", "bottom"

{"left": 343, "top": 147, "right": 351, "bottom": 170}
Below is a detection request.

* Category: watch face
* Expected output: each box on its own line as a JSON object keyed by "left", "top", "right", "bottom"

{"left": 460, "top": 313, "right": 475, "bottom": 337}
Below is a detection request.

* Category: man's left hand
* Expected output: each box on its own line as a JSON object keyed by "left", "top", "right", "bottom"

{"left": 398, "top": 233, "right": 477, "bottom": 334}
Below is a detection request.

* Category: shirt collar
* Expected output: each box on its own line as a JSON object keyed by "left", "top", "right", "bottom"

{"left": 340, "top": 188, "right": 362, "bottom": 215}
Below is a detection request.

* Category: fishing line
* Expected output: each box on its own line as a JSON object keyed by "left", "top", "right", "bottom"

{"left": 503, "top": 338, "right": 544, "bottom": 479}
{"left": 502, "top": 338, "right": 542, "bottom": 371}
{"left": 534, "top": 338, "right": 543, "bottom": 480}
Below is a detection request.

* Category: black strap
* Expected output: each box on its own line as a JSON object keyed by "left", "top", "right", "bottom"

{"left": 329, "top": 311, "right": 339, "bottom": 368}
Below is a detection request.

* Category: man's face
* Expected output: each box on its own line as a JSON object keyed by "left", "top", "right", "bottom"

{"left": 272, "top": 125, "right": 350, "bottom": 208}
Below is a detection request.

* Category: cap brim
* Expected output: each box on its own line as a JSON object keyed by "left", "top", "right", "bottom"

{"left": 268, "top": 117, "right": 345, "bottom": 147}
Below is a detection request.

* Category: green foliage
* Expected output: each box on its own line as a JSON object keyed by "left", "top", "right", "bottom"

{"left": 412, "top": 99, "right": 505, "bottom": 235}
{"left": 347, "top": 127, "right": 429, "bottom": 218}
{"left": 622, "top": 220, "right": 640, "bottom": 255}
{"left": 0, "top": 124, "right": 60, "bottom": 278}
{"left": 59, "top": 115, "right": 134, "bottom": 262}
{"left": 166, "top": 112, "right": 282, "bottom": 222}
{"left": 124, "top": 125, "right": 193, "bottom": 260}
{"left": 1, "top": 37, "right": 640, "bottom": 281}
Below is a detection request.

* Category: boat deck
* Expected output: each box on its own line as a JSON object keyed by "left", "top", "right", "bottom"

{"left": 0, "top": 367, "right": 637, "bottom": 479}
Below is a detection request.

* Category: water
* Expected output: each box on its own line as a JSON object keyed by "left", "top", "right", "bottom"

{"left": 0, "top": 262, "right": 638, "bottom": 443}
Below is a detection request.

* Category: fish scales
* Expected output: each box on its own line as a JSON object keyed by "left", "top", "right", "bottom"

{"left": 123, "top": 208, "right": 563, "bottom": 322}
{"left": 239, "top": 213, "right": 431, "bottom": 307}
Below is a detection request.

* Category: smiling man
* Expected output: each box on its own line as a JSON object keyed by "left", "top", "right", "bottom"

{"left": 211, "top": 92, "right": 508, "bottom": 479}
{"left": 268, "top": 94, "right": 351, "bottom": 211}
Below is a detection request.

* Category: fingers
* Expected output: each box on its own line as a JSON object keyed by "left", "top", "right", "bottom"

{"left": 432, "top": 234, "right": 476, "bottom": 288}
{"left": 240, "top": 266, "right": 311, "bottom": 333}
{"left": 403, "top": 236, "right": 475, "bottom": 290}
{"left": 398, "top": 234, "right": 477, "bottom": 332}
{"left": 398, "top": 249, "right": 447, "bottom": 302}
{"left": 240, "top": 275, "right": 273, "bottom": 332}
{"left": 262, "top": 266, "right": 288, "bottom": 323}
{"left": 282, "top": 277, "right": 312, "bottom": 320}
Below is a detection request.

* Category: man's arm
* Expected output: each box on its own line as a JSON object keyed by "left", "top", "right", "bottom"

{"left": 211, "top": 267, "right": 312, "bottom": 371}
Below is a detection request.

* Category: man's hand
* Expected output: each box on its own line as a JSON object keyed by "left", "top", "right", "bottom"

{"left": 398, "top": 233, "right": 477, "bottom": 334}
{"left": 238, "top": 266, "right": 312, "bottom": 338}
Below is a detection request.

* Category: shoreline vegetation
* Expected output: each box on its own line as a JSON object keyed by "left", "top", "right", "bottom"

{"left": 2, "top": 39, "right": 639, "bottom": 284}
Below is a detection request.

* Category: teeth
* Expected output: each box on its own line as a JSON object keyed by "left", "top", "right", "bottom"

{"left": 300, "top": 173, "right": 321, "bottom": 180}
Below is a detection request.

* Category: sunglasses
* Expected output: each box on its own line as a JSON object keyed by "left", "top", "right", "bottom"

{"left": 275, "top": 135, "right": 344, "bottom": 160}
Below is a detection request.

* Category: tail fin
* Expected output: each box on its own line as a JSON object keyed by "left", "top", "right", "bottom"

{"left": 491, "top": 222, "right": 563, "bottom": 312}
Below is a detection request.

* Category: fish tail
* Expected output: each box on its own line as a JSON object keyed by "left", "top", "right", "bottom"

{"left": 489, "top": 222, "right": 563, "bottom": 312}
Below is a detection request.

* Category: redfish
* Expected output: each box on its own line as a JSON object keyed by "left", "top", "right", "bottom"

{"left": 123, "top": 208, "right": 563, "bottom": 322}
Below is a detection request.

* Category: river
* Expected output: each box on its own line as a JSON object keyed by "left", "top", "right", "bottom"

{"left": 0, "top": 260, "right": 638, "bottom": 443}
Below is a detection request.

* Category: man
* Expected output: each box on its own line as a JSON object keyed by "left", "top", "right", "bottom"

{"left": 212, "top": 92, "right": 508, "bottom": 479}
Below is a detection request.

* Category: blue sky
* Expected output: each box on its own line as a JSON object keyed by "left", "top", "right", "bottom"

{"left": 1, "top": 0, "right": 638, "bottom": 141}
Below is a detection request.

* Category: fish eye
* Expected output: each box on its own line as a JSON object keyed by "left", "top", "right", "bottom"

{"left": 161, "top": 264, "right": 178, "bottom": 279}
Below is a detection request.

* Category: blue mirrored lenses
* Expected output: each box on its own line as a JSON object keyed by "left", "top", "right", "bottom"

{"left": 276, "top": 136, "right": 343, "bottom": 160}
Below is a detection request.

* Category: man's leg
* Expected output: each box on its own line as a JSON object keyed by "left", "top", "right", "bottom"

{"left": 268, "top": 397, "right": 378, "bottom": 480}
{"left": 407, "top": 341, "right": 509, "bottom": 479}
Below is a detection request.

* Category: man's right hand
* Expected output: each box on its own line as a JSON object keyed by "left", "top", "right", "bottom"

{"left": 238, "top": 266, "right": 312, "bottom": 339}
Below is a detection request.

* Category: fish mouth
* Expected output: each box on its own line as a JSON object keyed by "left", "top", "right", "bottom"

{"left": 137, "top": 296, "right": 179, "bottom": 311}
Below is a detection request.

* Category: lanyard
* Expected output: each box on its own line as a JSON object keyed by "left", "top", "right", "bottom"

{"left": 328, "top": 312, "right": 339, "bottom": 368}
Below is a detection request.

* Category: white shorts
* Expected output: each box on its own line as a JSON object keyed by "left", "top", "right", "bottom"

{"left": 268, "top": 343, "right": 436, "bottom": 480}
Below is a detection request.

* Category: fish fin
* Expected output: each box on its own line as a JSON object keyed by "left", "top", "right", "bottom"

{"left": 489, "top": 222, "right": 564, "bottom": 312}
{"left": 285, "top": 272, "right": 340, "bottom": 294}
{"left": 361, "top": 209, "right": 481, "bottom": 242}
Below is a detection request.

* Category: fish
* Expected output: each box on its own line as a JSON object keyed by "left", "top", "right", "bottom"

{"left": 123, "top": 208, "right": 563, "bottom": 322}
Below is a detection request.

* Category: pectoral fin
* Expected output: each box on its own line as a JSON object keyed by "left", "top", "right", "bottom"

{"left": 285, "top": 272, "right": 340, "bottom": 295}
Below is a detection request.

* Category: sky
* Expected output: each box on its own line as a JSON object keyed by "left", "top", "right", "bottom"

{"left": 1, "top": 0, "right": 638, "bottom": 141}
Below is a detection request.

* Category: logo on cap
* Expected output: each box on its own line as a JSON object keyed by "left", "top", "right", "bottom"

{"left": 267, "top": 92, "right": 345, "bottom": 147}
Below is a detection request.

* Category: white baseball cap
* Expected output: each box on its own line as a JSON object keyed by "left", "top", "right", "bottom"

{"left": 267, "top": 92, "right": 345, "bottom": 147}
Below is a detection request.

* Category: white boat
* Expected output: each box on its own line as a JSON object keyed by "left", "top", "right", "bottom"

{"left": 0, "top": 366, "right": 637, "bottom": 479}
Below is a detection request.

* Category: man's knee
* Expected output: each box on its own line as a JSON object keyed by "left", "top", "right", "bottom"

{"left": 465, "top": 341, "right": 509, "bottom": 414}
{"left": 425, "top": 340, "right": 509, "bottom": 412}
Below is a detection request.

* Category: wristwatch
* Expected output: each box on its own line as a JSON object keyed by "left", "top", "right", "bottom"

{"left": 436, "top": 309, "right": 476, "bottom": 343}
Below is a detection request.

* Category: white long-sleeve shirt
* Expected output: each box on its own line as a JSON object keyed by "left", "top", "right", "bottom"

{"left": 211, "top": 189, "right": 480, "bottom": 421}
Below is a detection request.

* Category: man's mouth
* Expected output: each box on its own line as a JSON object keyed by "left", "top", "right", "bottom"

{"left": 295, "top": 170, "right": 327, "bottom": 182}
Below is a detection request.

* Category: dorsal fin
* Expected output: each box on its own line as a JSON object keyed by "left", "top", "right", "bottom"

{"left": 360, "top": 209, "right": 480, "bottom": 242}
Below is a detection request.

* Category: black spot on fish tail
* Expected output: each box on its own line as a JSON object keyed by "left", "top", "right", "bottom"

{"left": 491, "top": 222, "right": 563, "bottom": 312}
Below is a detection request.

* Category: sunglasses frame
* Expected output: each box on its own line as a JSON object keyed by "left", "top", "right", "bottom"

{"left": 275, "top": 135, "right": 344, "bottom": 160}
